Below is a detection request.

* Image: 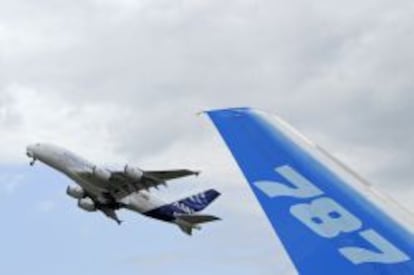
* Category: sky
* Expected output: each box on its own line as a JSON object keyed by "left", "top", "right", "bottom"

{"left": 0, "top": 0, "right": 414, "bottom": 274}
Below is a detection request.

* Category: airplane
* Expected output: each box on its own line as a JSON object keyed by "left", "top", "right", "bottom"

{"left": 26, "top": 143, "right": 221, "bottom": 235}
{"left": 206, "top": 107, "right": 414, "bottom": 274}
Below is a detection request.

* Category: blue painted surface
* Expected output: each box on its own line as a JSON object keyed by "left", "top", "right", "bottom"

{"left": 145, "top": 189, "right": 220, "bottom": 222}
{"left": 177, "top": 189, "right": 221, "bottom": 212}
{"left": 208, "top": 107, "right": 414, "bottom": 274}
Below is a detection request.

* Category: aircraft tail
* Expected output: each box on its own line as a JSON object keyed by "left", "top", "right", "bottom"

{"left": 176, "top": 189, "right": 221, "bottom": 213}
{"left": 207, "top": 107, "right": 414, "bottom": 274}
{"left": 175, "top": 214, "right": 221, "bottom": 235}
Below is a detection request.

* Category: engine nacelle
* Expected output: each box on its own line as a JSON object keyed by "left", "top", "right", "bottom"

{"left": 93, "top": 166, "right": 111, "bottom": 181}
{"left": 78, "top": 197, "right": 96, "bottom": 212}
{"left": 124, "top": 165, "right": 144, "bottom": 181}
{"left": 66, "top": 185, "right": 85, "bottom": 199}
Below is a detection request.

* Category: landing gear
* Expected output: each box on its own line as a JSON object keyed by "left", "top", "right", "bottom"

{"left": 30, "top": 158, "right": 36, "bottom": 166}
{"left": 111, "top": 215, "right": 123, "bottom": 225}
{"left": 101, "top": 208, "right": 123, "bottom": 225}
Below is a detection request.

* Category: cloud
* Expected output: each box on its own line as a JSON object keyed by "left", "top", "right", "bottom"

{"left": 0, "top": 84, "right": 144, "bottom": 163}
{"left": 0, "top": 0, "right": 414, "bottom": 273}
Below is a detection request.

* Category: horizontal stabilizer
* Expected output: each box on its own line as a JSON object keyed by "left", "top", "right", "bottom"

{"left": 175, "top": 214, "right": 221, "bottom": 236}
{"left": 176, "top": 214, "right": 221, "bottom": 224}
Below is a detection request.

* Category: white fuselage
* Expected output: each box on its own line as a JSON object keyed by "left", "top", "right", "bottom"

{"left": 26, "top": 143, "right": 166, "bottom": 216}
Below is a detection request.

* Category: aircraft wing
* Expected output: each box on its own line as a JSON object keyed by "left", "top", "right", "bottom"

{"left": 108, "top": 169, "right": 200, "bottom": 197}
{"left": 207, "top": 107, "right": 414, "bottom": 274}
{"left": 144, "top": 169, "right": 200, "bottom": 181}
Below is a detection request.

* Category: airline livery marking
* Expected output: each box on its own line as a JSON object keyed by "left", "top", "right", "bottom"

{"left": 254, "top": 165, "right": 410, "bottom": 265}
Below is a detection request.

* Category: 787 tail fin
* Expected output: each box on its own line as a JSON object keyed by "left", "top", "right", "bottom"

{"left": 207, "top": 107, "right": 414, "bottom": 275}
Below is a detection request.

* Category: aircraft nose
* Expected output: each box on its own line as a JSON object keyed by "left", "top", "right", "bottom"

{"left": 26, "top": 143, "right": 40, "bottom": 158}
{"left": 26, "top": 145, "right": 35, "bottom": 158}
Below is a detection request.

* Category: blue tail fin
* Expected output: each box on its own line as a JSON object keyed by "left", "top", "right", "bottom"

{"left": 207, "top": 107, "right": 414, "bottom": 275}
{"left": 176, "top": 189, "right": 221, "bottom": 213}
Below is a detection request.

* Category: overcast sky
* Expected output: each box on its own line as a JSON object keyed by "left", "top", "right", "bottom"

{"left": 1, "top": 0, "right": 414, "bottom": 274}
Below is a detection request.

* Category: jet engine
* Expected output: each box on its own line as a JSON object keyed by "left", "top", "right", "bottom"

{"left": 78, "top": 197, "right": 96, "bottom": 212}
{"left": 124, "top": 165, "right": 144, "bottom": 181}
{"left": 93, "top": 166, "right": 111, "bottom": 181}
{"left": 66, "top": 185, "right": 85, "bottom": 199}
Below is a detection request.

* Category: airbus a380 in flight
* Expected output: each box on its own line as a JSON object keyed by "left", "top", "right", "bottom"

{"left": 207, "top": 107, "right": 414, "bottom": 274}
{"left": 26, "top": 143, "right": 220, "bottom": 235}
